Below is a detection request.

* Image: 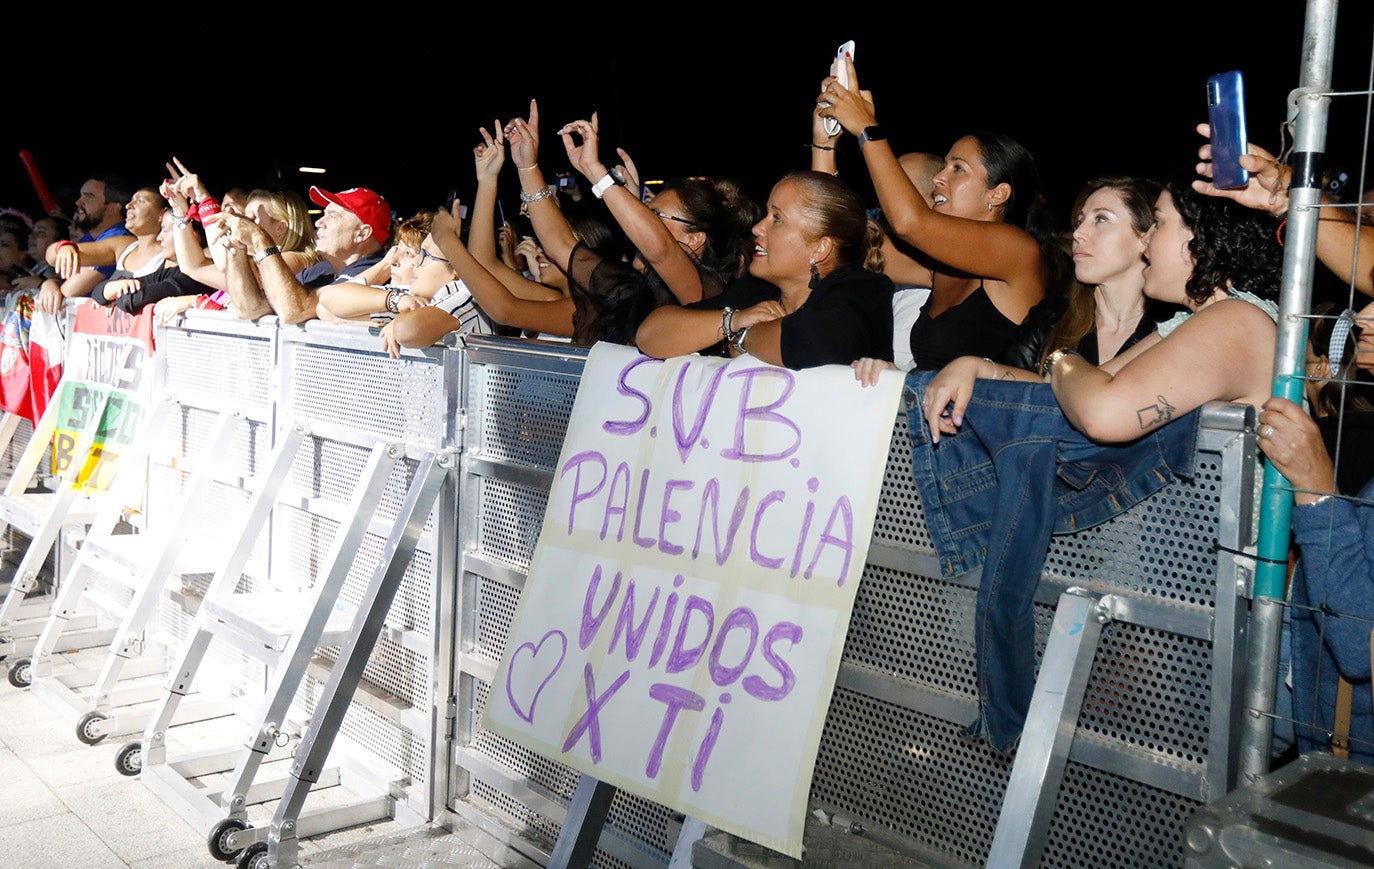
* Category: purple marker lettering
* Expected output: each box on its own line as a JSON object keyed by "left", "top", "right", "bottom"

{"left": 742, "top": 621, "right": 802, "bottom": 701}
{"left": 806, "top": 496, "right": 855, "bottom": 583}
{"left": 672, "top": 362, "right": 727, "bottom": 462}
{"left": 649, "top": 575, "right": 685, "bottom": 668}
{"left": 631, "top": 468, "right": 657, "bottom": 549}
{"left": 691, "top": 699, "right": 728, "bottom": 791}
{"left": 658, "top": 479, "right": 693, "bottom": 555}
{"left": 708, "top": 608, "right": 758, "bottom": 687}
{"left": 666, "top": 595, "right": 714, "bottom": 673}
{"left": 580, "top": 564, "right": 621, "bottom": 650}
{"left": 646, "top": 683, "right": 705, "bottom": 779}
{"left": 790, "top": 477, "right": 821, "bottom": 577}
{"left": 609, "top": 579, "right": 660, "bottom": 662}
{"left": 560, "top": 451, "right": 607, "bottom": 534}
{"left": 603, "top": 356, "right": 661, "bottom": 435}
{"left": 561, "top": 664, "right": 631, "bottom": 763}
{"left": 692, "top": 479, "right": 750, "bottom": 565}
{"left": 749, "top": 490, "right": 786, "bottom": 569}
{"left": 720, "top": 368, "right": 801, "bottom": 463}
{"left": 600, "top": 462, "right": 632, "bottom": 541}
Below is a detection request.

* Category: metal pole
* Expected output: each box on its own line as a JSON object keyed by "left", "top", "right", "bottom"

{"left": 1238, "top": 0, "right": 1339, "bottom": 783}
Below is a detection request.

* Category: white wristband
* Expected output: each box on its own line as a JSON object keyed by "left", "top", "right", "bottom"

{"left": 590, "top": 173, "right": 620, "bottom": 199}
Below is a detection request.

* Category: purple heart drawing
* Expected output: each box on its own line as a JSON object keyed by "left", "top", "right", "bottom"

{"left": 506, "top": 630, "right": 568, "bottom": 724}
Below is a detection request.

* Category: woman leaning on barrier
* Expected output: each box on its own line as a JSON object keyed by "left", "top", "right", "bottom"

{"left": 893, "top": 178, "right": 1283, "bottom": 752}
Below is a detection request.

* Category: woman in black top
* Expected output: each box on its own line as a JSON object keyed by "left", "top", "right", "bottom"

{"left": 997, "top": 177, "right": 1181, "bottom": 372}
{"left": 635, "top": 170, "right": 894, "bottom": 369}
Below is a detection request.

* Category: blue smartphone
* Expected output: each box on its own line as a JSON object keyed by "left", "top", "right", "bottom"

{"left": 1207, "top": 70, "right": 1249, "bottom": 189}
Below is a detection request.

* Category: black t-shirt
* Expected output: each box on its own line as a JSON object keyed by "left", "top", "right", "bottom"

{"left": 690, "top": 265, "right": 894, "bottom": 369}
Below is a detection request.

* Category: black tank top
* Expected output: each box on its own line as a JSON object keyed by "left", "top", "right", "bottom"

{"left": 909, "top": 282, "right": 1019, "bottom": 370}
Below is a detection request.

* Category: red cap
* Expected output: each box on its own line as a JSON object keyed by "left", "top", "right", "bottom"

{"left": 309, "top": 186, "right": 392, "bottom": 245}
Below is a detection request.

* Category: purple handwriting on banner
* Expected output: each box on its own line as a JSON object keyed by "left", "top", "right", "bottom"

{"left": 578, "top": 566, "right": 801, "bottom": 700}
{"left": 672, "top": 363, "right": 728, "bottom": 463}
{"left": 559, "top": 453, "right": 858, "bottom": 581}
{"left": 561, "top": 664, "right": 631, "bottom": 763}
{"left": 601, "top": 357, "right": 802, "bottom": 464}
{"left": 506, "top": 630, "right": 568, "bottom": 723}
{"left": 720, "top": 367, "right": 801, "bottom": 463}
{"left": 603, "top": 356, "right": 663, "bottom": 436}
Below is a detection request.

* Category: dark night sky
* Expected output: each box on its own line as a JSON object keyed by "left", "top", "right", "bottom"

{"left": 6, "top": 4, "right": 1374, "bottom": 233}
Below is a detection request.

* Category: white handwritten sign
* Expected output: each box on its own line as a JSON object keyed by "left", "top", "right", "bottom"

{"left": 481, "top": 342, "right": 903, "bottom": 858}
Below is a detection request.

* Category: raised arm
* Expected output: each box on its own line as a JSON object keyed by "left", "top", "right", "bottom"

{"left": 470, "top": 125, "right": 562, "bottom": 302}
{"left": 560, "top": 116, "right": 704, "bottom": 303}
{"left": 1193, "top": 125, "right": 1374, "bottom": 298}
{"left": 215, "top": 212, "right": 274, "bottom": 320}
{"left": 820, "top": 57, "right": 1042, "bottom": 292}
{"left": 506, "top": 100, "right": 580, "bottom": 273}
{"left": 429, "top": 202, "right": 576, "bottom": 337}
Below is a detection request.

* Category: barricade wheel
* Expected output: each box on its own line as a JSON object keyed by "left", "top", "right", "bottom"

{"left": 115, "top": 742, "right": 142, "bottom": 776}
{"left": 208, "top": 817, "right": 249, "bottom": 862}
{"left": 236, "top": 842, "right": 269, "bottom": 869}
{"left": 76, "top": 710, "right": 109, "bottom": 745}
{"left": 6, "top": 657, "right": 30, "bottom": 688}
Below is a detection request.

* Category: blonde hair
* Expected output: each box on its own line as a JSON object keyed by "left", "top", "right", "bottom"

{"left": 248, "top": 189, "right": 319, "bottom": 265}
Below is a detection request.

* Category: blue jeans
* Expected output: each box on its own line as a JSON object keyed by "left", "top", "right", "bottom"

{"left": 903, "top": 370, "right": 1202, "bottom": 752}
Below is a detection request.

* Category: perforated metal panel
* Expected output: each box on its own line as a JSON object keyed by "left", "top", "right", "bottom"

{"left": 156, "top": 320, "right": 275, "bottom": 420}
{"left": 451, "top": 341, "right": 1252, "bottom": 869}
{"left": 281, "top": 337, "right": 444, "bottom": 448}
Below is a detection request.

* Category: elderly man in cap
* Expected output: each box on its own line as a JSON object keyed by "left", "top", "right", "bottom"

{"left": 220, "top": 185, "right": 392, "bottom": 323}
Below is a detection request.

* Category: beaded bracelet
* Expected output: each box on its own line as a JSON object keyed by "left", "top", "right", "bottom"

{"left": 722, "top": 306, "right": 736, "bottom": 343}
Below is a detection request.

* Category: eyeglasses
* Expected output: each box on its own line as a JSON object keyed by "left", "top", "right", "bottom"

{"left": 653, "top": 209, "right": 699, "bottom": 230}
{"left": 418, "top": 248, "right": 450, "bottom": 267}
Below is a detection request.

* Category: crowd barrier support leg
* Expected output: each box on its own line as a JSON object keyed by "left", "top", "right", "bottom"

{"left": 987, "top": 587, "right": 1108, "bottom": 868}
{"left": 265, "top": 447, "right": 450, "bottom": 869}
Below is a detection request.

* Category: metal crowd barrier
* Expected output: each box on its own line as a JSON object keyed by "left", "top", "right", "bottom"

{"left": 18, "top": 311, "right": 1256, "bottom": 868}
{"left": 443, "top": 336, "right": 1257, "bottom": 869}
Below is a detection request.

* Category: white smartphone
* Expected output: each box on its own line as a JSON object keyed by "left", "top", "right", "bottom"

{"left": 822, "top": 40, "right": 856, "bottom": 138}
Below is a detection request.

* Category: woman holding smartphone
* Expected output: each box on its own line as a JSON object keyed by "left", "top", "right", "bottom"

{"left": 917, "top": 179, "right": 1283, "bottom": 443}
{"left": 865, "top": 177, "right": 1180, "bottom": 394}
{"left": 818, "top": 58, "right": 1050, "bottom": 374}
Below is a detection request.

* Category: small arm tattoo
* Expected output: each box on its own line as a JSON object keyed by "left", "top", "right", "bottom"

{"left": 1135, "top": 394, "right": 1177, "bottom": 430}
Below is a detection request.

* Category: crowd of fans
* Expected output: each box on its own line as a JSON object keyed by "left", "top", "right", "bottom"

{"left": 3, "top": 55, "right": 1373, "bottom": 767}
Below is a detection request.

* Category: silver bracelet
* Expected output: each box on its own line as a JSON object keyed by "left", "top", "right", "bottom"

{"left": 731, "top": 326, "right": 751, "bottom": 355}
{"left": 519, "top": 185, "right": 557, "bottom": 203}
{"left": 722, "top": 307, "right": 736, "bottom": 342}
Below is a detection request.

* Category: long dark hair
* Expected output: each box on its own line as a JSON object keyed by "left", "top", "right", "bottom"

{"left": 968, "top": 130, "right": 1049, "bottom": 238}
{"left": 656, "top": 176, "right": 761, "bottom": 281}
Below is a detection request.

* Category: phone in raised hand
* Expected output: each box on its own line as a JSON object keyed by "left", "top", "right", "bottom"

{"left": 1206, "top": 70, "right": 1249, "bottom": 189}
{"left": 823, "top": 40, "right": 856, "bottom": 138}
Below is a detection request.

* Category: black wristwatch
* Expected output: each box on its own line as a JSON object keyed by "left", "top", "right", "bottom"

{"left": 857, "top": 125, "right": 887, "bottom": 149}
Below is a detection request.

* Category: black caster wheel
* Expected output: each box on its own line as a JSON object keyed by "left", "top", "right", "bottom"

{"left": 6, "top": 657, "right": 31, "bottom": 688}
{"left": 115, "top": 741, "right": 142, "bottom": 776}
{"left": 207, "top": 816, "right": 249, "bottom": 862}
{"left": 75, "top": 710, "right": 110, "bottom": 745}
{"left": 236, "top": 841, "right": 269, "bottom": 869}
